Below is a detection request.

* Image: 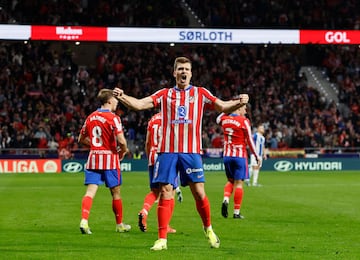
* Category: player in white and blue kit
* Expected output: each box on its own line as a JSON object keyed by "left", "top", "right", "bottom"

{"left": 248, "top": 124, "right": 266, "bottom": 186}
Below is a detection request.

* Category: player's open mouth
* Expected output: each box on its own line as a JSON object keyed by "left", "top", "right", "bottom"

{"left": 181, "top": 75, "right": 187, "bottom": 81}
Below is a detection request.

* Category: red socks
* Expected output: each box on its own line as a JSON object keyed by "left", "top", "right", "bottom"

{"left": 157, "top": 198, "right": 173, "bottom": 239}
{"left": 196, "top": 196, "right": 211, "bottom": 227}
{"left": 82, "top": 196, "right": 123, "bottom": 225}
{"left": 234, "top": 187, "right": 244, "bottom": 210}
{"left": 112, "top": 199, "right": 123, "bottom": 224}
{"left": 170, "top": 197, "right": 175, "bottom": 219}
{"left": 81, "top": 195, "right": 93, "bottom": 220}
{"left": 142, "top": 191, "right": 158, "bottom": 213}
{"left": 224, "top": 182, "right": 234, "bottom": 198}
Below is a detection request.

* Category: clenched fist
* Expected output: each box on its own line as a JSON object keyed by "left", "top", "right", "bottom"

{"left": 113, "top": 87, "right": 124, "bottom": 99}
{"left": 239, "top": 94, "right": 249, "bottom": 104}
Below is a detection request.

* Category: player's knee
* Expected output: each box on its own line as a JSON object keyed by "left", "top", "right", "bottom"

{"left": 160, "top": 184, "right": 174, "bottom": 199}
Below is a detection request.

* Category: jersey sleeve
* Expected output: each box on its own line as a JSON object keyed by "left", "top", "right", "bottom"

{"left": 216, "top": 113, "right": 225, "bottom": 125}
{"left": 150, "top": 88, "right": 166, "bottom": 107}
{"left": 199, "top": 86, "right": 217, "bottom": 104}
{"left": 147, "top": 119, "right": 152, "bottom": 132}
{"left": 113, "top": 115, "right": 123, "bottom": 134}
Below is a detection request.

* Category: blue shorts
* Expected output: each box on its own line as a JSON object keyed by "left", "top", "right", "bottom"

{"left": 84, "top": 169, "right": 122, "bottom": 188}
{"left": 153, "top": 153, "right": 204, "bottom": 187}
{"left": 149, "top": 165, "right": 179, "bottom": 189}
{"left": 223, "top": 156, "right": 249, "bottom": 181}
{"left": 148, "top": 165, "right": 158, "bottom": 189}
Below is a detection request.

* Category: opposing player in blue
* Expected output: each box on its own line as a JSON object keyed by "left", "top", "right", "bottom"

{"left": 248, "top": 124, "right": 266, "bottom": 186}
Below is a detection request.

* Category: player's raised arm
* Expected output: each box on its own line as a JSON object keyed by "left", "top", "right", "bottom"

{"left": 113, "top": 87, "right": 154, "bottom": 111}
{"left": 214, "top": 94, "right": 249, "bottom": 114}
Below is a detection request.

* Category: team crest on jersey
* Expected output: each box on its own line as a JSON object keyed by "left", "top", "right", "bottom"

{"left": 189, "top": 96, "right": 195, "bottom": 103}
{"left": 178, "top": 106, "right": 186, "bottom": 118}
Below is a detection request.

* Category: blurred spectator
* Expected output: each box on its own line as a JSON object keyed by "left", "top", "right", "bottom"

{"left": 58, "top": 133, "right": 75, "bottom": 159}
{"left": 76, "top": 66, "right": 89, "bottom": 89}
{"left": 0, "top": 127, "right": 11, "bottom": 149}
{"left": 267, "top": 133, "right": 279, "bottom": 149}
{"left": 48, "top": 137, "right": 59, "bottom": 151}
{"left": 202, "top": 130, "right": 211, "bottom": 149}
{"left": 211, "top": 128, "right": 223, "bottom": 148}
{"left": 33, "top": 125, "right": 50, "bottom": 157}
{"left": 58, "top": 145, "right": 74, "bottom": 159}
{"left": 132, "top": 146, "right": 144, "bottom": 159}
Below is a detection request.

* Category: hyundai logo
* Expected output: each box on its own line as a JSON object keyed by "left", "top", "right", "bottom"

{"left": 63, "top": 162, "right": 83, "bottom": 173}
{"left": 274, "top": 161, "right": 293, "bottom": 172}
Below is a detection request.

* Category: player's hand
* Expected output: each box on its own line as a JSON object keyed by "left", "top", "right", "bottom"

{"left": 113, "top": 87, "right": 124, "bottom": 99}
{"left": 256, "top": 156, "right": 262, "bottom": 167}
{"left": 119, "top": 152, "right": 126, "bottom": 161}
{"left": 239, "top": 94, "right": 249, "bottom": 104}
{"left": 176, "top": 189, "right": 183, "bottom": 203}
{"left": 118, "top": 148, "right": 129, "bottom": 161}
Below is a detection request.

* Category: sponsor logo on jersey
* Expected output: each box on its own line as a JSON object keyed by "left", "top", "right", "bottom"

{"left": 185, "top": 168, "right": 203, "bottom": 174}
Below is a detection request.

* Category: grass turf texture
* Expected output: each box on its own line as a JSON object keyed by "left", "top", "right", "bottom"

{"left": 0, "top": 171, "right": 359, "bottom": 259}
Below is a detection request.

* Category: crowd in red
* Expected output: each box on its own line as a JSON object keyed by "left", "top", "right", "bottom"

{"left": 0, "top": 1, "right": 359, "bottom": 158}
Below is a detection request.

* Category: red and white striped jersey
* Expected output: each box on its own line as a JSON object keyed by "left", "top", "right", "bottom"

{"left": 80, "top": 109, "right": 124, "bottom": 169}
{"left": 151, "top": 85, "right": 217, "bottom": 153}
{"left": 147, "top": 113, "right": 162, "bottom": 165}
{"left": 216, "top": 113, "right": 258, "bottom": 158}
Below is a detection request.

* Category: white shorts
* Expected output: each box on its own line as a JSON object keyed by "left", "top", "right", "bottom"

{"left": 250, "top": 154, "right": 262, "bottom": 167}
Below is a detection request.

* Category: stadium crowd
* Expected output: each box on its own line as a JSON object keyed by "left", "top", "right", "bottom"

{"left": 187, "top": 0, "right": 360, "bottom": 29}
{"left": 0, "top": 1, "right": 359, "bottom": 158}
{"left": 0, "top": 0, "right": 190, "bottom": 27}
{"left": 1, "top": 0, "right": 359, "bottom": 29}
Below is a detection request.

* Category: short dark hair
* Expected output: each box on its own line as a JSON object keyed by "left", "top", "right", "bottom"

{"left": 97, "top": 89, "right": 113, "bottom": 105}
{"left": 174, "top": 56, "right": 191, "bottom": 70}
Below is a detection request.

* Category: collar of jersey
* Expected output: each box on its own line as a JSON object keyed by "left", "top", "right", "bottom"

{"left": 174, "top": 85, "right": 192, "bottom": 91}
{"left": 97, "top": 108, "right": 111, "bottom": 112}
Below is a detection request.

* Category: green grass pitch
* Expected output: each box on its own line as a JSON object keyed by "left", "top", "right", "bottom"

{"left": 0, "top": 171, "right": 359, "bottom": 259}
